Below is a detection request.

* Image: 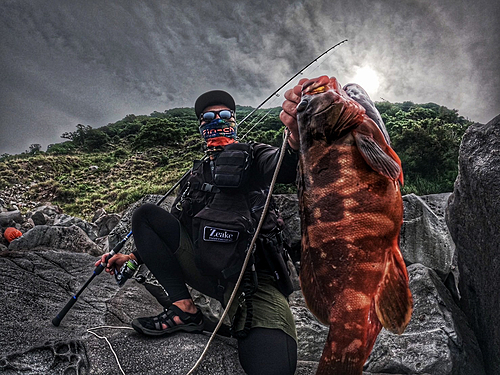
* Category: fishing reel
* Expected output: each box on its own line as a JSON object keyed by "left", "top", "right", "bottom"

{"left": 114, "top": 259, "right": 139, "bottom": 287}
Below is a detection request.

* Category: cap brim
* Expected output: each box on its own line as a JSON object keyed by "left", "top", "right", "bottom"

{"left": 195, "top": 90, "right": 236, "bottom": 118}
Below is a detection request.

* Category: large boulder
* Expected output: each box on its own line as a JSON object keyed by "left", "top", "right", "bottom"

{"left": 0, "top": 210, "right": 24, "bottom": 226}
{"left": 446, "top": 115, "right": 500, "bottom": 375}
{"left": 8, "top": 225, "right": 101, "bottom": 255}
{"left": 0, "top": 248, "right": 328, "bottom": 374}
{"left": 401, "top": 193, "right": 459, "bottom": 299}
{"left": 365, "top": 263, "right": 485, "bottom": 374}
{"left": 0, "top": 250, "right": 245, "bottom": 375}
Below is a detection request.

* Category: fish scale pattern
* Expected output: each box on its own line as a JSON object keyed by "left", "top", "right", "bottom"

{"left": 297, "top": 76, "right": 412, "bottom": 375}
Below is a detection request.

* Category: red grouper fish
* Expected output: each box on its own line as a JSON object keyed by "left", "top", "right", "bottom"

{"left": 295, "top": 75, "right": 413, "bottom": 375}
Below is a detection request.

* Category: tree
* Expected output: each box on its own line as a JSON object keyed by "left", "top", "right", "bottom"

{"left": 133, "top": 118, "right": 186, "bottom": 149}
{"left": 29, "top": 144, "right": 42, "bottom": 154}
{"left": 83, "top": 128, "right": 110, "bottom": 151}
{"left": 61, "top": 124, "right": 92, "bottom": 146}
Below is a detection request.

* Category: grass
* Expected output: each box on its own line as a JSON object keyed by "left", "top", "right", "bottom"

{"left": 1, "top": 146, "right": 201, "bottom": 221}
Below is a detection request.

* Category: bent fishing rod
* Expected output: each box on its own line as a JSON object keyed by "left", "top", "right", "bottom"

{"left": 238, "top": 38, "right": 348, "bottom": 136}
{"left": 52, "top": 38, "right": 348, "bottom": 327}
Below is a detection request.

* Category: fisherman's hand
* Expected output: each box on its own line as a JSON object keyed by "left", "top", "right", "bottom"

{"left": 280, "top": 78, "right": 307, "bottom": 150}
{"left": 94, "top": 253, "right": 133, "bottom": 275}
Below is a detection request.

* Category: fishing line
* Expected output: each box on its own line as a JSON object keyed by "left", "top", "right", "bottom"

{"left": 237, "top": 39, "right": 348, "bottom": 138}
{"left": 236, "top": 39, "right": 348, "bottom": 130}
{"left": 86, "top": 326, "right": 134, "bottom": 375}
{"left": 239, "top": 107, "right": 277, "bottom": 141}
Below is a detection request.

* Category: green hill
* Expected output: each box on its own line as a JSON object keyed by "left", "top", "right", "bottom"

{"left": 0, "top": 103, "right": 472, "bottom": 220}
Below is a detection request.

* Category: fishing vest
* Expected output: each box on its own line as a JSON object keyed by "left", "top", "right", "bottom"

{"left": 171, "top": 142, "right": 294, "bottom": 297}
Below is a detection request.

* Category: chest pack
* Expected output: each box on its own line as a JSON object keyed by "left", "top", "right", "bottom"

{"left": 173, "top": 143, "right": 254, "bottom": 281}
{"left": 172, "top": 142, "right": 294, "bottom": 296}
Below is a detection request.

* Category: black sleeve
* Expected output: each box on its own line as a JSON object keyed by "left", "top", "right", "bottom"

{"left": 251, "top": 142, "right": 299, "bottom": 185}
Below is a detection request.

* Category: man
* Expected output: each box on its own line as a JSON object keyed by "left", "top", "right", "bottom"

{"left": 98, "top": 87, "right": 302, "bottom": 375}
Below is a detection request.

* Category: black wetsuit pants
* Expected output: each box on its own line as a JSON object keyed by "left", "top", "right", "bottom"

{"left": 131, "top": 204, "right": 297, "bottom": 375}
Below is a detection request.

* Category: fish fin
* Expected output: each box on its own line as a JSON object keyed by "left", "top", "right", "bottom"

{"left": 374, "top": 245, "right": 413, "bottom": 334}
{"left": 316, "top": 327, "right": 366, "bottom": 375}
{"left": 316, "top": 312, "right": 382, "bottom": 375}
{"left": 353, "top": 129, "right": 403, "bottom": 184}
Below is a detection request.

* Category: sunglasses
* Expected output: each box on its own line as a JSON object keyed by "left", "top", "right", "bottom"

{"left": 200, "top": 110, "right": 234, "bottom": 122}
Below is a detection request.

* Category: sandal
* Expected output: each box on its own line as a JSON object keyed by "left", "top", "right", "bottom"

{"left": 131, "top": 305, "right": 205, "bottom": 336}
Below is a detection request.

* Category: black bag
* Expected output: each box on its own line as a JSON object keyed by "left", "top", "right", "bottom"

{"left": 212, "top": 143, "right": 252, "bottom": 189}
{"left": 192, "top": 192, "right": 255, "bottom": 281}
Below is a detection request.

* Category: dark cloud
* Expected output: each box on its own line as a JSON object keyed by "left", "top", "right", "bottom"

{"left": 1, "top": 0, "right": 499, "bottom": 155}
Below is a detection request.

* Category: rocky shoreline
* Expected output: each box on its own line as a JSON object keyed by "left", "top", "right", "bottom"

{"left": 1, "top": 115, "right": 499, "bottom": 374}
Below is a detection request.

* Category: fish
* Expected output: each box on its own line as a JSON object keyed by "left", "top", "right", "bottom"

{"left": 295, "top": 75, "right": 413, "bottom": 375}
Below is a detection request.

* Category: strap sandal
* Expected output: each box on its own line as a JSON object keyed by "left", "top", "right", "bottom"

{"left": 131, "top": 305, "right": 204, "bottom": 336}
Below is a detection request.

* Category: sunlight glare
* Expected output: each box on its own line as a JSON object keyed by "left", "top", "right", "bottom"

{"left": 350, "top": 66, "right": 380, "bottom": 96}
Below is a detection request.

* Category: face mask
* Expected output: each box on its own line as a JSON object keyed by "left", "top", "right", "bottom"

{"left": 199, "top": 119, "right": 238, "bottom": 147}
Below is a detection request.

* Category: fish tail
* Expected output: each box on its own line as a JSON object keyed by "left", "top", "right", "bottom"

{"left": 374, "top": 241, "right": 413, "bottom": 334}
{"left": 316, "top": 322, "right": 377, "bottom": 375}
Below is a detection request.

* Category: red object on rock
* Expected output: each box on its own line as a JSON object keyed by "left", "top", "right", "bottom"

{"left": 4, "top": 227, "right": 22, "bottom": 243}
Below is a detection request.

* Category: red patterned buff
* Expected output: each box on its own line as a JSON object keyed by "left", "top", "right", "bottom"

{"left": 199, "top": 119, "right": 237, "bottom": 147}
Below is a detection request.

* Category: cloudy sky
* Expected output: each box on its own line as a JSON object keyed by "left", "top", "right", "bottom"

{"left": 1, "top": 0, "right": 499, "bottom": 155}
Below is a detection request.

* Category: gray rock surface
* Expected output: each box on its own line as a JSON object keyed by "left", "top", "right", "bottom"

{"left": 401, "top": 193, "right": 455, "bottom": 278}
{"left": 446, "top": 115, "right": 500, "bottom": 375}
{"left": 53, "top": 214, "right": 99, "bottom": 241}
{"left": 8, "top": 225, "right": 101, "bottom": 255}
{"left": 0, "top": 250, "right": 245, "bottom": 375}
{"left": 401, "top": 193, "right": 459, "bottom": 299}
{"left": 0, "top": 250, "right": 320, "bottom": 374}
{"left": 94, "top": 212, "right": 121, "bottom": 237}
{"left": 365, "top": 263, "right": 485, "bottom": 374}
{"left": 0, "top": 210, "right": 23, "bottom": 226}
{"left": 0, "top": 186, "right": 489, "bottom": 374}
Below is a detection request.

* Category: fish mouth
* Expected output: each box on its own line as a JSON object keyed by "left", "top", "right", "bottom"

{"left": 297, "top": 90, "right": 341, "bottom": 118}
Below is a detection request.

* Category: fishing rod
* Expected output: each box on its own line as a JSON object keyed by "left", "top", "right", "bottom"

{"left": 52, "top": 38, "right": 348, "bottom": 327}
{"left": 237, "top": 39, "right": 348, "bottom": 128}
{"left": 52, "top": 174, "right": 187, "bottom": 327}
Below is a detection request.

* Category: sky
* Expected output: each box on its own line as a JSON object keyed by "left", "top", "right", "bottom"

{"left": 1, "top": 0, "right": 499, "bottom": 155}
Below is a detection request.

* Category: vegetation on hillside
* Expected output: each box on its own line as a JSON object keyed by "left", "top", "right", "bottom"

{"left": 0, "top": 102, "right": 473, "bottom": 220}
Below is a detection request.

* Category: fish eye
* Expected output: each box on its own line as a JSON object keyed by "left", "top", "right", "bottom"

{"left": 297, "top": 99, "right": 309, "bottom": 113}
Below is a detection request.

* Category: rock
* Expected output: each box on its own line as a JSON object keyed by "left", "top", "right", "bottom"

{"left": 92, "top": 207, "right": 107, "bottom": 222}
{"left": 107, "top": 195, "right": 174, "bottom": 253}
{"left": 365, "top": 263, "right": 485, "bottom": 375}
{"left": 446, "top": 115, "right": 500, "bottom": 375}
{"left": 94, "top": 213, "right": 121, "bottom": 237}
{"left": 401, "top": 193, "right": 459, "bottom": 299}
{"left": 30, "top": 210, "right": 47, "bottom": 225}
{"left": 0, "top": 210, "right": 24, "bottom": 226}
{"left": 53, "top": 214, "right": 98, "bottom": 241}
{"left": 8, "top": 225, "right": 101, "bottom": 255}
{"left": 29, "top": 204, "right": 63, "bottom": 225}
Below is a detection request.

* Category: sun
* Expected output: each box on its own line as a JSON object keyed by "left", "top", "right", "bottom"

{"left": 350, "top": 66, "right": 380, "bottom": 96}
